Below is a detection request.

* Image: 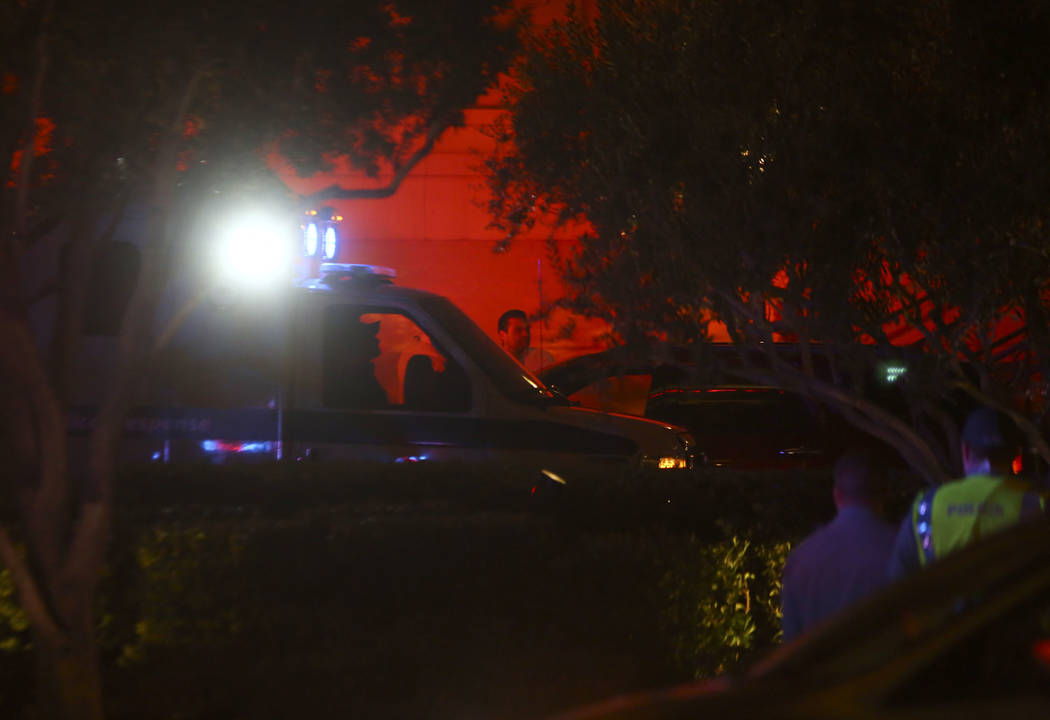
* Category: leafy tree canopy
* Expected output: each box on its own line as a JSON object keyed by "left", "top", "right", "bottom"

{"left": 487, "top": 0, "right": 1050, "bottom": 482}
{"left": 4, "top": 0, "right": 519, "bottom": 237}
{"left": 0, "top": 4, "right": 519, "bottom": 717}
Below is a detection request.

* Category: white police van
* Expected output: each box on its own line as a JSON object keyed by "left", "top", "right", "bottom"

{"left": 77, "top": 258, "right": 695, "bottom": 474}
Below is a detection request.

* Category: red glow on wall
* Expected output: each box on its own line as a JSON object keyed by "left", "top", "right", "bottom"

{"left": 270, "top": 4, "right": 601, "bottom": 360}
{"left": 274, "top": 105, "right": 610, "bottom": 361}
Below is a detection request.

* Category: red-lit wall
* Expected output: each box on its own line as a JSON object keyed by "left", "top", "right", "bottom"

{"left": 278, "top": 1, "right": 607, "bottom": 363}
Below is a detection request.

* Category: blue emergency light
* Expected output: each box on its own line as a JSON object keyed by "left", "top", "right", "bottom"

{"left": 304, "top": 222, "right": 319, "bottom": 256}
{"left": 323, "top": 226, "right": 338, "bottom": 260}
{"left": 302, "top": 207, "right": 342, "bottom": 261}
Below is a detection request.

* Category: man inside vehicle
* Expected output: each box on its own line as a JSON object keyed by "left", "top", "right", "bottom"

{"left": 497, "top": 308, "right": 554, "bottom": 374}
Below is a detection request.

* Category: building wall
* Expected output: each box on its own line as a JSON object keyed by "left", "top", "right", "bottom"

{"left": 278, "top": 0, "right": 606, "bottom": 365}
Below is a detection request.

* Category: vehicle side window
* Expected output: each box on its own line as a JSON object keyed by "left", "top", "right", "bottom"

{"left": 322, "top": 305, "right": 470, "bottom": 412}
{"left": 568, "top": 373, "right": 653, "bottom": 416}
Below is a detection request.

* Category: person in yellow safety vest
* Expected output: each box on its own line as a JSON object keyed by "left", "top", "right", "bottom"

{"left": 888, "top": 407, "right": 1047, "bottom": 580}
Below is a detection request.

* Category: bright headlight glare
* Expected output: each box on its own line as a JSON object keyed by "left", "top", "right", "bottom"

{"left": 214, "top": 213, "right": 293, "bottom": 288}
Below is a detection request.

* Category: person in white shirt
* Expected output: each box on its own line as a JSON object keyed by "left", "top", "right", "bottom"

{"left": 497, "top": 308, "right": 554, "bottom": 374}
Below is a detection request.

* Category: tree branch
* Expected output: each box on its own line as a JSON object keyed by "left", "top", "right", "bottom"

{"left": 0, "top": 304, "right": 69, "bottom": 583}
{"left": 0, "top": 526, "right": 63, "bottom": 645}
{"left": 70, "top": 66, "right": 208, "bottom": 582}
{"left": 712, "top": 286, "right": 948, "bottom": 484}
{"left": 50, "top": 192, "right": 131, "bottom": 391}
{"left": 736, "top": 360, "right": 948, "bottom": 484}
{"left": 302, "top": 120, "right": 450, "bottom": 203}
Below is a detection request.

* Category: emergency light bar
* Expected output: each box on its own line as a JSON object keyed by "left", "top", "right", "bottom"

{"left": 304, "top": 222, "right": 319, "bottom": 256}
{"left": 323, "top": 226, "right": 338, "bottom": 260}
{"left": 302, "top": 207, "right": 341, "bottom": 261}
{"left": 319, "top": 262, "right": 396, "bottom": 279}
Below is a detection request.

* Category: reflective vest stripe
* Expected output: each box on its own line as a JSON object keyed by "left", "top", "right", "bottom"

{"left": 913, "top": 488, "right": 937, "bottom": 567}
{"left": 912, "top": 475, "right": 1047, "bottom": 567}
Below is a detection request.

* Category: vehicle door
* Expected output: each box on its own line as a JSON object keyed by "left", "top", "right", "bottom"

{"left": 284, "top": 300, "right": 479, "bottom": 463}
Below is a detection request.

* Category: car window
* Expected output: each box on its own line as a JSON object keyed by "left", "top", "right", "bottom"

{"left": 322, "top": 305, "right": 470, "bottom": 412}
{"left": 418, "top": 295, "right": 559, "bottom": 405}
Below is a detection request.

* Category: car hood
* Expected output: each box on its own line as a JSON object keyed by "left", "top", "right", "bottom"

{"left": 542, "top": 404, "right": 691, "bottom": 459}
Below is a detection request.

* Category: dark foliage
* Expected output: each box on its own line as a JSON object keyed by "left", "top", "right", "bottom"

{"left": 2, "top": 4, "right": 520, "bottom": 717}
{"left": 487, "top": 0, "right": 1050, "bottom": 484}
{"left": 0, "top": 461, "right": 842, "bottom": 719}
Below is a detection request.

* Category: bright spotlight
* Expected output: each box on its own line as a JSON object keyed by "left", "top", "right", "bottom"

{"left": 214, "top": 211, "right": 294, "bottom": 289}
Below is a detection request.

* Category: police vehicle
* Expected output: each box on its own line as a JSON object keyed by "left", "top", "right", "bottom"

{"left": 69, "top": 206, "right": 695, "bottom": 475}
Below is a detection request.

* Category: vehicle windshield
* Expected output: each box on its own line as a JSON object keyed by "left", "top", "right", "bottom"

{"left": 419, "top": 295, "right": 564, "bottom": 405}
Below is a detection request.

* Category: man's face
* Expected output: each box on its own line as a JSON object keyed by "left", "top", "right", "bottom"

{"left": 500, "top": 317, "right": 531, "bottom": 360}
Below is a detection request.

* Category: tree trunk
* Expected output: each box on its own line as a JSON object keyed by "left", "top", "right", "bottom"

{"left": 0, "top": 60, "right": 207, "bottom": 720}
{"left": 33, "top": 623, "right": 105, "bottom": 720}
{"left": 1, "top": 255, "right": 109, "bottom": 720}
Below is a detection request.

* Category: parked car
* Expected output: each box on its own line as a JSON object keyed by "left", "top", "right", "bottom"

{"left": 551, "top": 514, "right": 1050, "bottom": 719}
{"left": 538, "top": 344, "right": 893, "bottom": 471}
